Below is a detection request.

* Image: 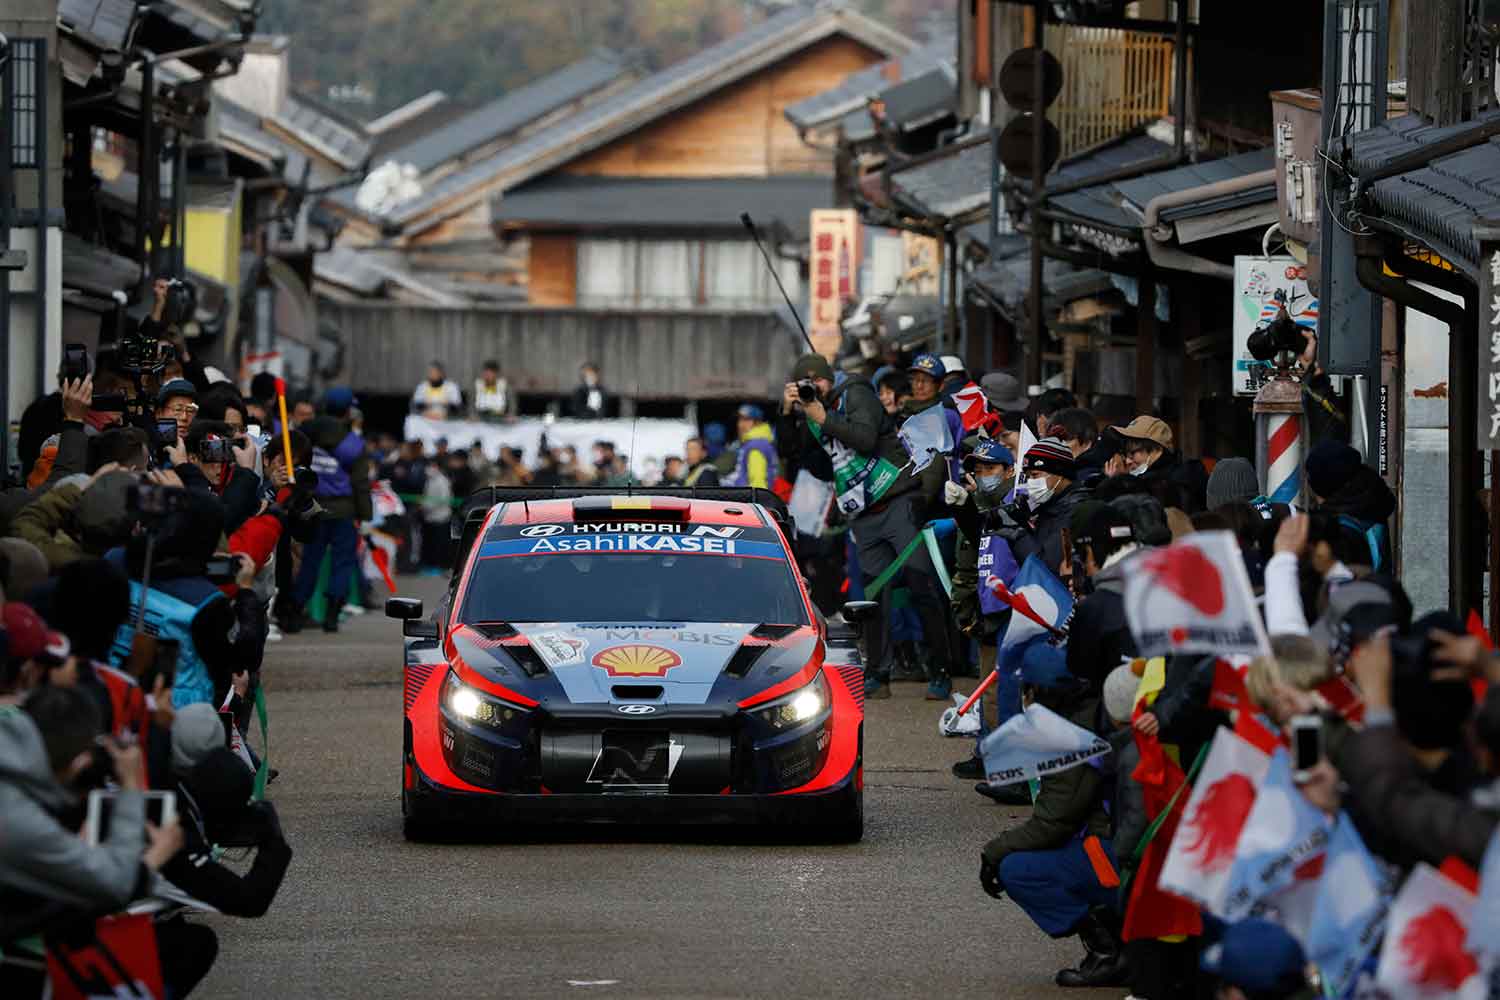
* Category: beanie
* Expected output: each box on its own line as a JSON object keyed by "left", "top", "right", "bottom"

{"left": 1206, "top": 457, "right": 1260, "bottom": 511}
{"left": 790, "top": 353, "right": 834, "bottom": 382}
{"left": 1022, "top": 437, "right": 1077, "bottom": 480}
{"left": 1305, "top": 439, "right": 1362, "bottom": 499}
{"left": 172, "top": 703, "right": 227, "bottom": 774}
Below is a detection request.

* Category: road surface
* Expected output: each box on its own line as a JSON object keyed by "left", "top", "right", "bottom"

{"left": 201, "top": 576, "right": 1098, "bottom": 999}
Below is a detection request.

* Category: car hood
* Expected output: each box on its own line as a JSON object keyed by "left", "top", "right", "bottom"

{"left": 454, "top": 621, "right": 819, "bottom": 706}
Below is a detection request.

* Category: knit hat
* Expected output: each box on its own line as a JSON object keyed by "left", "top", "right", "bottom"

{"left": 980, "top": 372, "right": 1028, "bottom": 412}
{"left": 1022, "top": 437, "right": 1077, "bottom": 479}
{"left": 871, "top": 365, "right": 899, "bottom": 389}
{"left": 790, "top": 353, "right": 834, "bottom": 382}
{"left": 1305, "top": 439, "right": 1362, "bottom": 499}
{"left": 0, "top": 539, "right": 49, "bottom": 603}
{"left": 1206, "top": 456, "right": 1260, "bottom": 511}
{"left": 1111, "top": 415, "right": 1173, "bottom": 449}
{"left": 1103, "top": 665, "right": 1139, "bottom": 724}
{"left": 1069, "top": 500, "right": 1109, "bottom": 541}
{"left": 908, "top": 353, "right": 945, "bottom": 378}
{"left": 323, "top": 385, "right": 358, "bottom": 417}
{"left": 172, "top": 703, "right": 227, "bottom": 774}
{"left": 1201, "top": 919, "right": 1307, "bottom": 997}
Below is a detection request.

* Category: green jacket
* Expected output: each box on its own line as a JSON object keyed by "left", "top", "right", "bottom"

{"left": 10, "top": 483, "right": 85, "bottom": 570}
{"left": 982, "top": 703, "right": 1112, "bottom": 867}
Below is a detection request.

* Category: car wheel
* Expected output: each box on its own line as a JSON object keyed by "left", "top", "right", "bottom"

{"left": 401, "top": 726, "right": 440, "bottom": 842}
{"left": 819, "top": 783, "right": 864, "bottom": 843}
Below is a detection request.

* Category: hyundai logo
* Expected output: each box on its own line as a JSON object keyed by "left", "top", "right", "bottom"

{"left": 616, "top": 704, "right": 657, "bottom": 715}
{"left": 519, "top": 524, "right": 565, "bottom": 537}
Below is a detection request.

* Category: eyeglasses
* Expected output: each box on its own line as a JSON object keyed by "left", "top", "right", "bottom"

{"left": 162, "top": 402, "right": 198, "bottom": 418}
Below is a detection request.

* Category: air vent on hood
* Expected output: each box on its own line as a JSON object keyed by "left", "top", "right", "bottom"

{"left": 750, "top": 624, "right": 799, "bottom": 640}
{"left": 612, "top": 685, "right": 663, "bottom": 700}
{"left": 507, "top": 644, "right": 548, "bottom": 677}
{"left": 468, "top": 622, "right": 519, "bottom": 640}
{"left": 723, "top": 644, "right": 768, "bottom": 677}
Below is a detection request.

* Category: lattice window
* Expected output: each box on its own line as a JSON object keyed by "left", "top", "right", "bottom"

{"left": 6, "top": 38, "right": 43, "bottom": 169}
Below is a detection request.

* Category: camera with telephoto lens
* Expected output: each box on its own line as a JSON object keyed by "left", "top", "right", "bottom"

{"left": 116, "top": 327, "right": 173, "bottom": 377}
{"left": 127, "top": 482, "right": 189, "bottom": 519}
{"left": 285, "top": 465, "right": 320, "bottom": 519}
{"left": 796, "top": 380, "right": 818, "bottom": 403}
{"left": 1245, "top": 291, "right": 1310, "bottom": 363}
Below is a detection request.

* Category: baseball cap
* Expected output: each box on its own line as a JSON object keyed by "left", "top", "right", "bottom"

{"left": 939, "top": 355, "right": 965, "bottom": 377}
{"left": 736, "top": 403, "right": 765, "bottom": 421}
{"left": 908, "top": 353, "right": 945, "bottom": 378}
{"left": 963, "top": 438, "right": 1015, "bottom": 468}
{"left": 324, "top": 385, "right": 359, "bottom": 416}
{"left": 2, "top": 602, "right": 70, "bottom": 664}
{"left": 1200, "top": 918, "right": 1307, "bottom": 997}
{"left": 1111, "top": 415, "right": 1173, "bottom": 449}
{"left": 156, "top": 378, "right": 197, "bottom": 407}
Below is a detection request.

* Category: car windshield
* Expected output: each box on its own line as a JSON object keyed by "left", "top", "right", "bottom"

{"left": 461, "top": 523, "right": 808, "bottom": 626}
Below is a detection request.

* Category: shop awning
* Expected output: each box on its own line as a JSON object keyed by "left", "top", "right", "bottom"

{"left": 967, "top": 249, "right": 1113, "bottom": 324}
{"left": 877, "top": 65, "right": 957, "bottom": 133}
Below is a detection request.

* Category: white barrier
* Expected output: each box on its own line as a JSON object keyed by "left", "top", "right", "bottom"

{"left": 402, "top": 415, "right": 699, "bottom": 480}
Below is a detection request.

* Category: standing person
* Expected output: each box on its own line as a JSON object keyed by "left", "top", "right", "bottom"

{"left": 156, "top": 379, "right": 199, "bottom": 442}
{"left": 660, "top": 456, "right": 685, "bottom": 486}
{"left": 292, "top": 387, "right": 372, "bottom": 633}
{"left": 874, "top": 367, "right": 911, "bottom": 417}
{"left": 568, "top": 362, "right": 612, "bottom": 419}
{"left": 728, "top": 404, "right": 777, "bottom": 489}
{"left": 1003, "top": 437, "right": 1091, "bottom": 572}
{"left": 1111, "top": 415, "right": 1208, "bottom": 511}
{"left": 704, "top": 422, "right": 735, "bottom": 479}
{"left": 902, "top": 354, "right": 964, "bottom": 483}
{"left": 419, "top": 460, "right": 452, "bottom": 575}
{"left": 683, "top": 438, "right": 720, "bottom": 487}
{"left": 938, "top": 355, "right": 970, "bottom": 398}
{"left": 411, "top": 362, "right": 463, "bottom": 421}
{"left": 776, "top": 353, "right": 956, "bottom": 701}
{"left": 472, "top": 360, "right": 517, "bottom": 422}
{"left": 1304, "top": 439, "right": 1396, "bottom": 571}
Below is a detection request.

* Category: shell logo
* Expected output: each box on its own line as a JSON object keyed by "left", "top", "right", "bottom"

{"left": 591, "top": 644, "right": 683, "bottom": 677}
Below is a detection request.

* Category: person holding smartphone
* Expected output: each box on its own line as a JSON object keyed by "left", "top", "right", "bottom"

{"left": 0, "top": 686, "right": 182, "bottom": 913}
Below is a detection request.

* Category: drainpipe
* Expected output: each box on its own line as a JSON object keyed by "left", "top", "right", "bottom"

{"left": 1353, "top": 233, "right": 1477, "bottom": 612}
{"left": 1141, "top": 169, "right": 1277, "bottom": 280}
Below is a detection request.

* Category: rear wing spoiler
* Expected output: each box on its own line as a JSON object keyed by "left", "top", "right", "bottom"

{"left": 450, "top": 486, "right": 793, "bottom": 569}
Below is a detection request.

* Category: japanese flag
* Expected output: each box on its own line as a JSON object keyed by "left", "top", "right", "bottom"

{"left": 1306, "top": 813, "right": 1394, "bottom": 997}
{"left": 979, "top": 703, "right": 1111, "bottom": 787}
{"left": 951, "top": 382, "right": 989, "bottom": 431}
{"left": 1376, "top": 862, "right": 1484, "bottom": 998}
{"left": 1219, "top": 748, "right": 1331, "bottom": 921}
{"left": 1159, "top": 726, "right": 1272, "bottom": 913}
{"left": 1122, "top": 531, "right": 1271, "bottom": 659}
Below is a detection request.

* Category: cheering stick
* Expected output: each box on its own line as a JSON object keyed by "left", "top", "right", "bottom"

{"left": 741, "top": 212, "right": 817, "bottom": 354}
{"left": 274, "top": 377, "right": 295, "bottom": 475}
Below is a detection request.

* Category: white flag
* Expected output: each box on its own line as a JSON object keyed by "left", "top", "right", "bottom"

{"left": 978, "top": 703, "right": 1110, "bottom": 787}
{"left": 1122, "top": 530, "right": 1271, "bottom": 659}
{"left": 1159, "top": 726, "right": 1272, "bottom": 913}
{"left": 1375, "top": 862, "right": 1484, "bottom": 999}
{"left": 897, "top": 404, "right": 953, "bottom": 474}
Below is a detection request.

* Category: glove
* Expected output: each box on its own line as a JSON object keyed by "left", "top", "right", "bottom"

{"left": 943, "top": 480, "right": 968, "bottom": 507}
{"left": 979, "top": 856, "right": 1004, "bottom": 899}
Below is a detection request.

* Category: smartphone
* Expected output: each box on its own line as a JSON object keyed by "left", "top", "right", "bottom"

{"left": 138, "top": 638, "right": 179, "bottom": 693}
{"left": 204, "top": 556, "right": 237, "bottom": 582}
{"left": 84, "top": 789, "right": 177, "bottom": 846}
{"left": 155, "top": 418, "right": 181, "bottom": 449}
{"left": 1291, "top": 714, "right": 1323, "bottom": 780}
{"left": 199, "top": 438, "right": 232, "bottom": 464}
{"left": 62, "top": 343, "right": 90, "bottom": 382}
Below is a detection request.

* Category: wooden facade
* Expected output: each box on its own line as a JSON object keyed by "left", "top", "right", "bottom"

{"left": 527, "top": 234, "right": 577, "bottom": 306}
{"left": 325, "top": 302, "right": 801, "bottom": 400}
{"left": 563, "top": 36, "right": 882, "bottom": 179}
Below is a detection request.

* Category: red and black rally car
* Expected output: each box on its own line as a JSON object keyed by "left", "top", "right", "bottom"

{"left": 387, "top": 487, "right": 868, "bottom": 841}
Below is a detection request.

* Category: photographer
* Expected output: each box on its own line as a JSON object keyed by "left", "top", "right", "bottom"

{"left": 177, "top": 420, "right": 261, "bottom": 534}
{"left": 158, "top": 705, "right": 292, "bottom": 917}
{"left": 9, "top": 465, "right": 135, "bottom": 572}
{"left": 775, "top": 353, "right": 954, "bottom": 701}
{"left": 290, "top": 387, "right": 371, "bottom": 632}
{"left": 107, "top": 488, "right": 266, "bottom": 710}
{"left": 0, "top": 686, "right": 182, "bottom": 912}
{"left": 2, "top": 376, "right": 103, "bottom": 533}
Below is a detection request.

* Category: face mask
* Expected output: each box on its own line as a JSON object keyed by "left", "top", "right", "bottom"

{"left": 1025, "top": 476, "right": 1053, "bottom": 505}
{"left": 428, "top": 376, "right": 444, "bottom": 387}
{"left": 976, "top": 473, "right": 1004, "bottom": 493}
{"left": 1130, "top": 462, "right": 1150, "bottom": 477}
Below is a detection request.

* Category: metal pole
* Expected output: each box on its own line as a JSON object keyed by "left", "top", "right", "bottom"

{"left": 34, "top": 37, "right": 47, "bottom": 410}
{"left": 989, "top": 124, "right": 1001, "bottom": 252}
{"left": 1025, "top": 0, "right": 1045, "bottom": 388}
{"left": 0, "top": 44, "right": 11, "bottom": 482}
{"left": 1172, "top": 0, "right": 1187, "bottom": 156}
{"left": 172, "top": 133, "right": 187, "bottom": 276}
{"left": 137, "top": 60, "right": 154, "bottom": 277}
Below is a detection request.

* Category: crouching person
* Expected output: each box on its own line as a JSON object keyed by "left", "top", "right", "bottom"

{"left": 977, "top": 654, "right": 1126, "bottom": 989}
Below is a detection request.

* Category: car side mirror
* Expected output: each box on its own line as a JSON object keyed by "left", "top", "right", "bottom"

{"left": 387, "top": 597, "right": 438, "bottom": 639}
{"left": 841, "top": 601, "right": 879, "bottom": 625}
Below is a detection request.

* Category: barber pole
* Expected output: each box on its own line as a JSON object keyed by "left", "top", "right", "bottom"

{"left": 1253, "top": 374, "right": 1304, "bottom": 507}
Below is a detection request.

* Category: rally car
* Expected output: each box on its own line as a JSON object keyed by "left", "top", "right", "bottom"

{"left": 387, "top": 487, "right": 868, "bottom": 842}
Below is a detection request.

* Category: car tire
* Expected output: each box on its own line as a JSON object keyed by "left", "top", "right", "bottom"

{"left": 401, "top": 725, "right": 441, "bottom": 843}
{"left": 819, "top": 783, "right": 864, "bottom": 843}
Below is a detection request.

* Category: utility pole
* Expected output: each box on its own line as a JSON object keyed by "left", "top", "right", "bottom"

{"left": 1025, "top": 0, "right": 1045, "bottom": 389}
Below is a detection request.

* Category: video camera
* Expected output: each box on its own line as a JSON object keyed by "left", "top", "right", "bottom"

{"left": 161, "top": 277, "right": 196, "bottom": 328}
{"left": 1245, "top": 291, "right": 1310, "bottom": 363}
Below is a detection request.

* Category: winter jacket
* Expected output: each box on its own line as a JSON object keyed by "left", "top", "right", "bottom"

{"left": 982, "top": 703, "right": 1112, "bottom": 866}
{"left": 1336, "top": 717, "right": 1498, "bottom": 871}
{"left": 949, "top": 478, "right": 1011, "bottom": 636}
{"left": 775, "top": 378, "right": 936, "bottom": 513}
{"left": 10, "top": 481, "right": 86, "bottom": 569}
{"left": 1005, "top": 482, "right": 1092, "bottom": 573}
{"left": 1312, "top": 466, "right": 1396, "bottom": 570}
{"left": 1149, "top": 655, "right": 1225, "bottom": 765}
{"left": 0, "top": 708, "right": 151, "bottom": 911}
{"left": 1137, "top": 451, "right": 1209, "bottom": 513}
{"left": 1110, "top": 733, "right": 1148, "bottom": 862}
{"left": 176, "top": 463, "right": 261, "bottom": 536}
{"left": 0, "top": 419, "right": 90, "bottom": 535}
{"left": 683, "top": 461, "right": 720, "bottom": 487}
{"left": 728, "top": 422, "right": 777, "bottom": 489}
{"left": 305, "top": 416, "right": 372, "bottom": 522}
{"left": 1066, "top": 553, "right": 1137, "bottom": 692}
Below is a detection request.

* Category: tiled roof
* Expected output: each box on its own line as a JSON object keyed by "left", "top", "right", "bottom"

{"left": 273, "top": 95, "right": 373, "bottom": 172}
{"left": 1049, "top": 147, "right": 1276, "bottom": 234}
{"left": 888, "top": 136, "right": 994, "bottom": 222}
{"left": 784, "top": 32, "right": 953, "bottom": 130}
{"left": 1365, "top": 135, "right": 1500, "bottom": 278}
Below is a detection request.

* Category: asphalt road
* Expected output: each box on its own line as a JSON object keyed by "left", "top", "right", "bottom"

{"left": 200, "top": 575, "right": 1099, "bottom": 999}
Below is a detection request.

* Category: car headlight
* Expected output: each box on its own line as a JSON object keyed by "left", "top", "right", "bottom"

{"left": 754, "top": 671, "right": 830, "bottom": 730}
{"left": 441, "top": 670, "right": 527, "bottom": 729}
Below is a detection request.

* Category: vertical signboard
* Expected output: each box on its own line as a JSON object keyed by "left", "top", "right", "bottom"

{"left": 1477, "top": 221, "right": 1500, "bottom": 449}
{"left": 1232, "top": 256, "right": 1318, "bottom": 396}
{"left": 901, "top": 231, "right": 941, "bottom": 296}
{"left": 809, "top": 209, "right": 860, "bottom": 355}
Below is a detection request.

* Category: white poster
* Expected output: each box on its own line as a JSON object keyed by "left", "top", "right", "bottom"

{"left": 1232, "top": 255, "right": 1318, "bottom": 396}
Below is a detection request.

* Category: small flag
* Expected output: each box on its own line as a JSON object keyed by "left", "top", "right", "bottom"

{"left": 977, "top": 534, "right": 1020, "bottom": 614}
{"left": 1122, "top": 725, "right": 1203, "bottom": 942}
{"left": 1220, "top": 748, "right": 1332, "bottom": 921}
{"left": 1122, "top": 531, "right": 1271, "bottom": 659}
{"left": 1306, "top": 813, "right": 1393, "bottom": 997}
{"left": 978, "top": 703, "right": 1110, "bottom": 787}
{"left": 1468, "top": 829, "right": 1500, "bottom": 959}
{"left": 951, "top": 381, "right": 988, "bottom": 431}
{"left": 1376, "top": 861, "right": 1483, "bottom": 997}
{"left": 1159, "top": 726, "right": 1273, "bottom": 913}
{"left": 897, "top": 404, "right": 954, "bottom": 474}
